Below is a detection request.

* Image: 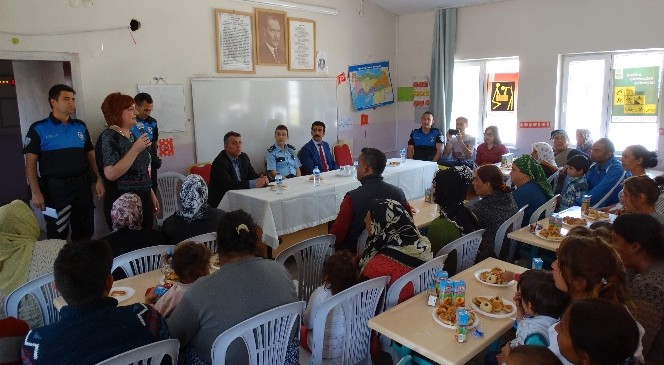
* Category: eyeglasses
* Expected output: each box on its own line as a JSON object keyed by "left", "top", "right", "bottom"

{"left": 484, "top": 133, "right": 493, "bottom": 136}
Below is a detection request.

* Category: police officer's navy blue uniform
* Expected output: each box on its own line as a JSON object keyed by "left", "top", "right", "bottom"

{"left": 407, "top": 127, "right": 443, "bottom": 161}
{"left": 131, "top": 115, "right": 161, "bottom": 191}
{"left": 265, "top": 143, "right": 301, "bottom": 178}
{"left": 23, "top": 113, "right": 95, "bottom": 240}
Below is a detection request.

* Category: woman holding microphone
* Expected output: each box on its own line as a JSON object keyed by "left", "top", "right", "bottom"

{"left": 97, "top": 92, "right": 159, "bottom": 229}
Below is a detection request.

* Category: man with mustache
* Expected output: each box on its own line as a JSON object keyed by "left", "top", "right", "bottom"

{"left": 300, "top": 121, "right": 339, "bottom": 175}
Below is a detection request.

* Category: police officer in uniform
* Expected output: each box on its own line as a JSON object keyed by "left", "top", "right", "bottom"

{"left": 407, "top": 111, "right": 444, "bottom": 162}
{"left": 23, "top": 84, "right": 104, "bottom": 240}
{"left": 265, "top": 125, "right": 301, "bottom": 179}
{"left": 130, "top": 93, "right": 161, "bottom": 193}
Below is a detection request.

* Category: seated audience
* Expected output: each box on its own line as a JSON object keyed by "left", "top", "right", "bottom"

{"left": 145, "top": 241, "right": 210, "bottom": 318}
{"left": 499, "top": 345, "right": 563, "bottom": 365}
{"left": 475, "top": 125, "right": 509, "bottom": 166}
{"left": 358, "top": 199, "right": 432, "bottom": 303}
{"left": 471, "top": 165, "right": 518, "bottom": 262}
{"left": 531, "top": 142, "right": 559, "bottom": 178}
{"left": 161, "top": 174, "right": 224, "bottom": 245}
{"left": 621, "top": 175, "right": 664, "bottom": 224}
{"left": 555, "top": 298, "right": 641, "bottom": 365}
{"left": 208, "top": 131, "right": 269, "bottom": 208}
{"left": 21, "top": 240, "right": 170, "bottom": 364}
{"left": 265, "top": 125, "right": 302, "bottom": 179}
{"left": 550, "top": 130, "right": 584, "bottom": 167}
{"left": 301, "top": 250, "right": 357, "bottom": 359}
{"left": 300, "top": 121, "right": 339, "bottom": 175}
{"left": 406, "top": 111, "right": 443, "bottom": 162}
{"left": 511, "top": 154, "right": 554, "bottom": 224}
{"left": 102, "top": 193, "right": 165, "bottom": 258}
{"left": 440, "top": 116, "right": 476, "bottom": 167}
{"left": 575, "top": 129, "right": 593, "bottom": 156}
{"left": 167, "top": 210, "right": 298, "bottom": 365}
{"left": 607, "top": 145, "right": 660, "bottom": 214}
{"left": 611, "top": 213, "right": 664, "bottom": 363}
{"left": 0, "top": 316, "right": 29, "bottom": 365}
{"left": 586, "top": 138, "right": 629, "bottom": 208}
{"left": 558, "top": 155, "right": 590, "bottom": 211}
{"left": 427, "top": 166, "right": 479, "bottom": 274}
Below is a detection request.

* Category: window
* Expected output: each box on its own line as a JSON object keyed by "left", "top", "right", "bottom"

{"left": 451, "top": 58, "right": 519, "bottom": 145}
{"left": 560, "top": 51, "right": 664, "bottom": 152}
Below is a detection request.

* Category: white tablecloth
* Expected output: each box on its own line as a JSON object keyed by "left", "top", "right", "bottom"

{"left": 219, "top": 159, "right": 438, "bottom": 248}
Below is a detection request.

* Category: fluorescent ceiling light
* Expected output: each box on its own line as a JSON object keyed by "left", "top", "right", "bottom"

{"left": 231, "top": 0, "right": 339, "bottom": 15}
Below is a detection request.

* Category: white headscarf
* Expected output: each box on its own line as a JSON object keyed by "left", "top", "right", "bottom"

{"left": 532, "top": 142, "right": 557, "bottom": 168}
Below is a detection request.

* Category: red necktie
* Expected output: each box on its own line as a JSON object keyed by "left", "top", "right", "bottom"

{"left": 318, "top": 143, "right": 328, "bottom": 172}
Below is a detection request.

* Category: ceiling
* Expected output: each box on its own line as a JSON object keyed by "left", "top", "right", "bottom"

{"left": 364, "top": 0, "right": 509, "bottom": 15}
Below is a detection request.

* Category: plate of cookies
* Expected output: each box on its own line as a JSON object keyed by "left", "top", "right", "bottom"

{"left": 474, "top": 267, "right": 515, "bottom": 287}
{"left": 431, "top": 304, "right": 479, "bottom": 329}
{"left": 535, "top": 225, "right": 567, "bottom": 242}
{"left": 471, "top": 296, "right": 516, "bottom": 318}
{"left": 582, "top": 209, "right": 610, "bottom": 221}
{"left": 109, "top": 287, "right": 135, "bottom": 302}
{"left": 561, "top": 216, "right": 587, "bottom": 227}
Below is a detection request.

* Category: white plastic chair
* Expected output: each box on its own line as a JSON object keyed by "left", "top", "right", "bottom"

{"left": 5, "top": 272, "right": 60, "bottom": 325}
{"left": 435, "top": 229, "right": 485, "bottom": 273}
{"left": 275, "top": 234, "right": 334, "bottom": 302}
{"left": 183, "top": 232, "right": 218, "bottom": 254}
{"left": 157, "top": 172, "right": 186, "bottom": 225}
{"left": 529, "top": 194, "right": 560, "bottom": 224}
{"left": 112, "top": 245, "right": 171, "bottom": 278}
{"left": 95, "top": 339, "right": 179, "bottom": 365}
{"left": 356, "top": 230, "right": 369, "bottom": 256}
{"left": 211, "top": 301, "right": 306, "bottom": 365}
{"left": 494, "top": 205, "right": 528, "bottom": 262}
{"left": 302, "top": 276, "right": 390, "bottom": 365}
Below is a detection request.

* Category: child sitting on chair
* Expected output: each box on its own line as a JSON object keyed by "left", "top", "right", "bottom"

{"left": 145, "top": 241, "right": 210, "bottom": 318}
{"left": 559, "top": 155, "right": 590, "bottom": 211}
{"left": 301, "top": 250, "right": 358, "bottom": 359}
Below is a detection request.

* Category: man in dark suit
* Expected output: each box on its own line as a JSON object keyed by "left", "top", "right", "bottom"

{"left": 300, "top": 121, "right": 339, "bottom": 175}
{"left": 258, "top": 14, "right": 284, "bottom": 64}
{"left": 208, "top": 131, "right": 269, "bottom": 207}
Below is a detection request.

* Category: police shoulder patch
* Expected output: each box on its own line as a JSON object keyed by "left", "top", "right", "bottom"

{"left": 287, "top": 144, "right": 296, "bottom": 151}
{"left": 267, "top": 145, "right": 276, "bottom": 152}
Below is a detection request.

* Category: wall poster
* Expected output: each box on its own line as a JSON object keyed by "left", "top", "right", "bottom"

{"left": 215, "top": 9, "right": 255, "bottom": 73}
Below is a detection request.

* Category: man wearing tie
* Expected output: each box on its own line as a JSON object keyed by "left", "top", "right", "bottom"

{"left": 258, "top": 14, "right": 284, "bottom": 64}
{"left": 300, "top": 121, "right": 339, "bottom": 175}
{"left": 208, "top": 131, "right": 269, "bottom": 208}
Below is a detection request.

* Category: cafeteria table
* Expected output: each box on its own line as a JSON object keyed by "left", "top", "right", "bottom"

{"left": 368, "top": 258, "right": 526, "bottom": 365}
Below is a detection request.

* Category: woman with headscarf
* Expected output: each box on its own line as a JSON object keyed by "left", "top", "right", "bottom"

{"left": 359, "top": 199, "right": 432, "bottom": 303}
{"left": 427, "top": 166, "right": 479, "bottom": 274}
{"left": 511, "top": 154, "right": 554, "bottom": 224}
{"left": 531, "top": 142, "right": 558, "bottom": 178}
{"left": 575, "top": 129, "right": 593, "bottom": 155}
{"left": 102, "top": 193, "right": 164, "bottom": 259}
{"left": 550, "top": 130, "right": 585, "bottom": 167}
{"left": 161, "top": 174, "right": 225, "bottom": 245}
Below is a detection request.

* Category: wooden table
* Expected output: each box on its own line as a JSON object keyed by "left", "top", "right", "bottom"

{"left": 410, "top": 197, "right": 438, "bottom": 229}
{"left": 368, "top": 258, "right": 526, "bottom": 365}
{"left": 507, "top": 206, "right": 616, "bottom": 252}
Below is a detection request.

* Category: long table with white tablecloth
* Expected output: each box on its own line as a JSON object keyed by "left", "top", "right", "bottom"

{"left": 219, "top": 159, "right": 438, "bottom": 248}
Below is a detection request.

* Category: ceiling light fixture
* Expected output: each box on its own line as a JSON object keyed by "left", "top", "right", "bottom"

{"left": 231, "top": 0, "right": 338, "bottom": 15}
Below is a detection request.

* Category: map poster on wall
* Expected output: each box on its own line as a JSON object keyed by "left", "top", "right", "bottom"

{"left": 348, "top": 61, "right": 394, "bottom": 111}
{"left": 613, "top": 66, "right": 659, "bottom": 116}
{"left": 215, "top": 9, "right": 255, "bottom": 74}
{"left": 288, "top": 18, "right": 316, "bottom": 71}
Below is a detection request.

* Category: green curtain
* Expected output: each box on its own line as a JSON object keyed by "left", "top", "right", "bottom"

{"left": 430, "top": 8, "right": 457, "bottom": 132}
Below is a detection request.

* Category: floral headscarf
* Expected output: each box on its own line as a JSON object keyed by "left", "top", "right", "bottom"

{"left": 111, "top": 193, "right": 143, "bottom": 231}
{"left": 359, "top": 199, "right": 432, "bottom": 269}
{"left": 175, "top": 174, "right": 210, "bottom": 222}
{"left": 513, "top": 154, "right": 554, "bottom": 199}
{"left": 532, "top": 142, "right": 558, "bottom": 168}
{"left": 433, "top": 166, "right": 478, "bottom": 234}
{"left": 576, "top": 129, "right": 594, "bottom": 149}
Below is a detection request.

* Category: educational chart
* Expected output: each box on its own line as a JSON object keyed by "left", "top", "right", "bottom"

{"left": 613, "top": 66, "right": 659, "bottom": 116}
{"left": 348, "top": 61, "right": 394, "bottom": 111}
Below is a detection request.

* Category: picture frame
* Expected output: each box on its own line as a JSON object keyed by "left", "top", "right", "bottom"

{"left": 255, "top": 8, "right": 288, "bottom": 66}
{"left": 215, "top": 9, "right": 256, "bottom": 73}
{"left": 288, "top": 18, "right": 316, "bottom": 71}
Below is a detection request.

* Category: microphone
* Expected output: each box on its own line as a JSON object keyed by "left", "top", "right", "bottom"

{"left": 136, "top": 121, "right": 146, "bottom": 134}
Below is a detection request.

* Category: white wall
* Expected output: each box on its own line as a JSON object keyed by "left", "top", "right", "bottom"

{"left": 397, "top": 0, "right": 664, "bottom": 157}
{"left": 0, "top": 0, "right": 397, "bottom": 172}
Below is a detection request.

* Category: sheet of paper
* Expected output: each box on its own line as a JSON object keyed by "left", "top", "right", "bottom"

{"left": 43, "top": 207, "right": 57, "bottom": 218}
{"left": 338, "top": 115, "right": 353, "bottom": 132}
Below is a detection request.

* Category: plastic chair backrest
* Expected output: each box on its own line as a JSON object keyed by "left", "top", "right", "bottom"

{"left": 356, "top": 230, "right": 369, "bottom": 256}
{"left": 112, "top": 245, "right": 171, "bottom": 278}
{"left": 183, "top": 232, "right": 218, "bottom": 254}
{"left": 384, "top": 255, "right": 448, "bottom": 311}
{"left": 529, "top": 194, "right": 560, "bottom": 224}
{"left": 333, "top": 144, "right": 353, "bottom": 167}
{"left": 5, "top": 272, "right": 59, "bottom": 325}
{"left": 188, "top": 162, "right": 212, "bottom": 185}
{"left": 308, "top": 276, "right": 390, "bottom": 365}
{"left": 211, "top": 301, "right": 306, "bottom": 365}
{"left": 547, "top": 168, "right": 561, "bottom": 185}
{"left": 494, "top": 205, "right": 527, "bottom": 262}
{"left": 95, "top": 339, "right": 179, "bottom": 365}
{"left": 274, "top": 234, "right": 334, "bottom": 302}
{"left": 435, "top": 229, "right": 485, "bottom": 273}
{"left": 157, "top": 172, "right": 186, "bottom": 224}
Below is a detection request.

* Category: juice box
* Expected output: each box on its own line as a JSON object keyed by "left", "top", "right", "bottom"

{"left": 452, "top": 280, "right": 466, "bottom": 307}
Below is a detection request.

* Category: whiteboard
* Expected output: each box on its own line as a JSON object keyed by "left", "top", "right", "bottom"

{"left": 137, "top": 84, "right": 186, "bottom": 132}
{"left": 192, "top": 78, "right": 337, "bottom": 171}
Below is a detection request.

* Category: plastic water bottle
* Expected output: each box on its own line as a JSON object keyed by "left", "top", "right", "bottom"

{"left": 275, "top": 174, "right": 283, "bottom": 194}
{"left": 353, "top": 160, "right": 358, "bottom": 176}
{"left": 455, "top": 308, "right": 470, "bottom": 343}
{"left": 312, "top": 166, "right": 321, "bottom": 187}
{"left": 400, "top": 147, "right": 406, "bottom": 163}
